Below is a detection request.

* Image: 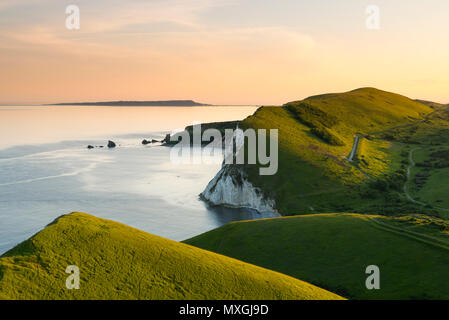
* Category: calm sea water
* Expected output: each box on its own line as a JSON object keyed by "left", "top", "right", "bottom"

{"left": 0, "top": 105, "right": 277, "bottom": 254}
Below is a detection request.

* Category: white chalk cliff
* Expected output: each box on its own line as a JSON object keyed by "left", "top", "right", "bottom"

{"left": 201, "top": 125, "right": 278, "bottom": 215}
{"left": 201, "top": 164, "right": 277, "bottom": 214}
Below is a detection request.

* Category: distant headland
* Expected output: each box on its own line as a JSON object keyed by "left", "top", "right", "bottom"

{"left": 48, "top": 100, "right": 211, "bottom": 106}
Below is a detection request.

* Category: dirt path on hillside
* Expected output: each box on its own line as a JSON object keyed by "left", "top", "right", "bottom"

{"left": 347, "top": 107, "right": 445, "bottom": 178}
{"left": 366, "top": 108, "right": 440, "bottom": 138}
{"left": 404, "top": 148, "right": 449, "bottom": 213}
{"left": 348, "top": 136, "right": 360, "bottom": 162}
{"left": 367, "top": 217, "right": 449, "bottom": 250}
{"left": 404, "top": 148, "right": 425, "bottom": 205}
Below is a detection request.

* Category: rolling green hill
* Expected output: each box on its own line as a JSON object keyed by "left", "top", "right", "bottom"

{"left": 234, "top": 88, "right": 449, "bottom": 216}
{"left": 415, "top": 99, "right": 448, "bottom": 110}
{"left": 367, "top": 104, "right": 449, "bottom": 218}
{"left": 185, "top": 213, "right": 449, "bottom": 300}
{"left": 0, "top": 212, "right": 342, "bottom": 300}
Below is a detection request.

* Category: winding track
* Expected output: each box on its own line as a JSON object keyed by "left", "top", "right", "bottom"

{"left": 404, "top": 148, "right": 425, "bottom": 205}
{"left": 346, "top": 135, "right": 374, "bottom": 179}
{"left": 347, "top": 136, "right": 360, "bottom": 162}
{"left": 404, "top": 148, "right": 449, "bottom": 212}
{"left": 343, "top": 106, "right": 449, "bottom": 215}
{"left": 346, "top": 107, "right": 443, "bottom": 163}
{"left": 367, "top": 217, "right": 449, "bottom": 251}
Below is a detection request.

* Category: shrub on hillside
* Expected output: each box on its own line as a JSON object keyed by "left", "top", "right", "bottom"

{"left": 367, "top": 169, "right": 407, "bottom": 193}
{"left": 284, "top": 101, "right": 345, "bottom": 146}
{"left": 310, "top": 126, "right": 345, "bottom": 146}
{"left": 284, "top": 102, "right": 339, "bottom": 129}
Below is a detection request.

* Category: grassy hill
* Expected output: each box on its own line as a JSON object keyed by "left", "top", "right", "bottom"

{"left": 185, "top": 213, "right": 449, "bottom": 300}
{"left": 234, "top": 88, "right": 449, "bottom": 216}
{"left": 415, "top": 99, "right": 448, "bottom": 110}
{"left": 407, "top": 147, "right": 449, "bottom": 218}
{"left": 0, "top": 212, "right": 342, "bottom": 300}
{"left": 367, "top": 105, "right": 449, "bottom": 219}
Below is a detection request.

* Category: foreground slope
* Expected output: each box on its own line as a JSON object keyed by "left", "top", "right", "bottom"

{"left": 0, "top": 212, "right": 342, "bottom": 300}
{"left": 186, "top": 214, "right": 449, "bottom": 300}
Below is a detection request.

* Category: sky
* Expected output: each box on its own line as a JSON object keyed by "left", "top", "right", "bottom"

{"left": 0, "top": 0, "right": 449, "bottom": 105}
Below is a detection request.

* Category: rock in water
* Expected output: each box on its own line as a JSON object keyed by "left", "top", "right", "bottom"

{"left": 87, "top": 145, "right": 94, "bottom": 149}
{"left": 107, "top": 140, "right": 116, "bottom": 148}
{"left": 142, "top": 139, "right": 150, "bottom": 145}
{"left": 162, "top": 134, "right": 169, "bottom": 143}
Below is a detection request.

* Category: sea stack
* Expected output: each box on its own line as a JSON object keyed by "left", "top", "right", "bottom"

{"left": 107, "top": 140, "right": 116, "bottom": 148}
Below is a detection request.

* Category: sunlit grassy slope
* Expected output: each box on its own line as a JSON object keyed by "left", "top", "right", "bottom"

{"left": 0, "top": 212, "right": 342, "bottom": 300}
{"left": 185, "top": 213, "right": 449, "bottom": 300}
{"left": 238, "top": 88, "right": 436, "bottom": 215}
{"left": 367, "top": 105, "right": 449, "bottom": 218}
{"left": 415, "top": 99, "right": 448, "bottom": 110}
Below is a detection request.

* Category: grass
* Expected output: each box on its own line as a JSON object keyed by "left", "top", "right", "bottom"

{"left": 372, "top": 107, "right": 449, "bottom": 218}
{"left": 407, "top": 147, "right": 449, "bottom": 218}
{"left": 300, "top": 87, "right": 431, "bottom": 137}
{"left": 240, "top": 106, "right": 363, "bottom": 214}
{"left": 236, "top": 87, "right": 439, "bottom": 215}
{"left": 0, "top": 212, "right": 342, "bottom": 300}
{"left": 415, "top": 99, "right": 448, "bottom": 110}
{"left": 185, "top": 213, "right": 449, "bottom": 300}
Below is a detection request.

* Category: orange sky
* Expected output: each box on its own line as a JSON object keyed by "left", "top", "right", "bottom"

{"left": 1, "top": 0, "right": 448, "bottom": 105}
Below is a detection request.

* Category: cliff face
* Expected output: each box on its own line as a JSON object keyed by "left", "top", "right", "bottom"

{"left": 200, "top": 125, "right": 278, "bottom": 215}
{"left": 201, "top": 164, "right": 278, "bottom": 214}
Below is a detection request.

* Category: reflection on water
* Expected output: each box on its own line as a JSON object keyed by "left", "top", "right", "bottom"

{"left": 0, "top": 105, "right": 279, "bottom": 255}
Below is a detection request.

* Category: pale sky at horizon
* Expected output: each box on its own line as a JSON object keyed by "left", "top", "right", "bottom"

{"left": 1, "top": 0, "right": 449, "bottom": 105}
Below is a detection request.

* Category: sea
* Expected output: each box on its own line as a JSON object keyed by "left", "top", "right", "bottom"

{"left": 0, "top": 105, "right": 278, "bottom": 254}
